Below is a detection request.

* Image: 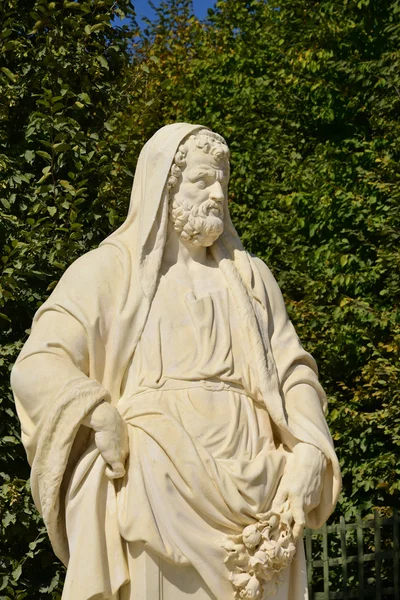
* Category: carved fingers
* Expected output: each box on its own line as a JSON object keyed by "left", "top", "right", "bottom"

{"left": 95, "top": 422, "right": 129, "bottom": 479}
{"left": 272, "top": 443, "right": 327, "bottom": 541}
{"left": 84, "top": 402, "right": 129, "bottom": 479}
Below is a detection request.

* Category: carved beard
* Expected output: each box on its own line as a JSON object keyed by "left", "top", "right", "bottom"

{"left": 170, "top": 196, "right": 224, "bottom": 247}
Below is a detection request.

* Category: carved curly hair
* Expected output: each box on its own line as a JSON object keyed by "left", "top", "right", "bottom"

{"left": 167, "top": 129, "right": 230, "bottom": 195}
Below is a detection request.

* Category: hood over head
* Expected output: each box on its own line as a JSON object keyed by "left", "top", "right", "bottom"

{"left": 101, "top": 122, "right": 257, "bottom": 299}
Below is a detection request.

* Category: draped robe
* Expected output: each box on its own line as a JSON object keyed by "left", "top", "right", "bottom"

{"left": 11, "top": 123, "right": 341, "bottom": 599}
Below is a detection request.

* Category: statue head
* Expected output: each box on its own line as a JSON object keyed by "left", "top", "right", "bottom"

{"left": 103, "top": 122, "right": 252, "bottom": 300}
{"left": 167, "top": 129, "right": 230, "bottom": 247}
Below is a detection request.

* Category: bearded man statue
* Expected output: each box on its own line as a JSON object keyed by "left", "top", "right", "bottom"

{"left": 11, "top": 124, "right": 341, "bottom": 600}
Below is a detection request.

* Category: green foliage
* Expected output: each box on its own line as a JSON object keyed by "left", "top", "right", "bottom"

{"left": 135, "top": 0, "right": 400, "bottom": 515}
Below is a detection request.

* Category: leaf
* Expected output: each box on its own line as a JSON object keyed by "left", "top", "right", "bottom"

{"left": 37, "top": 172, "right": 51, "bottom": 184}
{"left": 24, "top": 150, "right": 35, "bottom": 163}
{"left": 97, "top": 55, "right": 108, "bottom": 69}
{"left": 53, "top": 142, "right": 70, "bottom": 153}
{"left": 12, "top": 564, "right": 22, "bottom": 582}
{"left": 28, "top": 537, "right": 45, "bottom": 551}
{"left": 59, "top": 180, "right": 75, "bottom": 191}
{"left": 78, "top": 92, "right": 91, "bottom": 104}
{"left": 2, "top": 511, "right": 16, "bottom": 527}
{"left": 36, "top": 150, "right": 52, "bottom": 162}
{"left": 0, "top": 576, "right": 8, "bottom": 592}
{"left": 2, "top": 436, "right": 19, "bottom": 444}
{"left": 1, "top": 67, "right": 17, "bottom": 82}
{"left": 91, "top": 23, "right": 106, "bottom": 32}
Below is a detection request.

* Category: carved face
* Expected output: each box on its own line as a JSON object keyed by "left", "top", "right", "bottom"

{"left": 170, "top": 146, "right": 229, "bottom": 247}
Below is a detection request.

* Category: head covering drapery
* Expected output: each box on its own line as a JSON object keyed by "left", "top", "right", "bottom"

{"left": 101, "top": 122, "right": 256, "bottom": 299}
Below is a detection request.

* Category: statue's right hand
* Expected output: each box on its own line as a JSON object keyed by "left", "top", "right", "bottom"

{"left": 83, "top": 402, "right": 129, "bottom": 479}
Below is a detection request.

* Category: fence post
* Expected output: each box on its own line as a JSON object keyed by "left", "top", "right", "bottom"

{"left": 374, "top": 511, "right": 381, "bottom": 600}
{"left": 322, "top": 522, "right": 329, "bottom": 600}
{"left": 339, "top": 515, "right": 348, "bottom": 600}
{"left": 394, "top": 508, "right": 399, "bottom": 600}
{"left": 357, "top": 512, "right": 364, "bottom": 600}
{"left": 305, "top": 528, "right": 313, "bottom": 600}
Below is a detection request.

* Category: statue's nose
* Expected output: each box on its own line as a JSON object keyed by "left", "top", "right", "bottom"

{"left": 209, "top": 181, "right": 224, "bottom": 202}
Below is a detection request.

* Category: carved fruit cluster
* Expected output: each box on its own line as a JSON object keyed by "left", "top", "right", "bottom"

{"left": 221, "top": 511, "right": 296, "bottom": 599}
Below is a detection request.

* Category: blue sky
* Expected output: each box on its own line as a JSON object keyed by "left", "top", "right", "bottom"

{"left": 114, "top": 0, "right": 217, "bottom": 28}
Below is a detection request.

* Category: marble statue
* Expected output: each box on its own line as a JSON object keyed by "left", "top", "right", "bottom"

{"left": 11, "top": 123, "right": 341, "bottom": 600}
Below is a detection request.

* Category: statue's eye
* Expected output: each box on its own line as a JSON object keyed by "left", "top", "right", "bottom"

{"left": 196, "top": 179, "right": 206, "bottom": 189}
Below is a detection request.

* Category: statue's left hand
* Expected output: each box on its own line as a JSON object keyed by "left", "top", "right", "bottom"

{"left": 83, "top": 402, "right": 129, "bottom": 479}
{"left": 272, "top": 443, "right": 327, "bottom": 542}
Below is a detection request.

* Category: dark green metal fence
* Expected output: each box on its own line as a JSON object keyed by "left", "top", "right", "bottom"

{"left": 305, "top": 510, "right": 400, "bottom": 600}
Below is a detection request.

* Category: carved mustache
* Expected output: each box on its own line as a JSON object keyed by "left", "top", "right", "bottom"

{"left": 197, "top": 199, "right": 224, "bottom": 218}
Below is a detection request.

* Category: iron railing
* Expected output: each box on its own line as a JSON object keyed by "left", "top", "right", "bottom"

{"left": 305, "top": 510, "right": 400, "bottom": 600}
